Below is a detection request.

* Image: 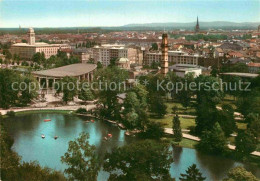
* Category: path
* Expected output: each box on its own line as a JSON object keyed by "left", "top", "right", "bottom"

{"left": 164, "top": 128, "right": 260, "bottom": 157}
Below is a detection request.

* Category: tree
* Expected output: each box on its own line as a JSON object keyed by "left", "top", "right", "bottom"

{"left": 150, "top": 43, "right": 158, "bottom": 51}
{"left": 149, "top": 94, "right": 167, "bottom": 118}
{"left": 104, "top": 140, "right": 173, "bottom": 181}
{"left": 109, "top": 57, "right": 117, "bottom": 67}
{"left": 197, "top": 122, "right": 228, "bottom": 155}
{"left": 32, "top": 52, "right": 45, "bottom": 64}
{"left": 78, "top": 81, "right": 94, "bottom": 101}
{"left": 0, "top": 69, "right": 19, "bottom": 108}
{"left": 176, "top": 73, "right": 195, "bottom": 109}
{"left": 235, "top": 129, "right": 257, "bottom": 157}
{"left": 94, "top": 66, "right": 128, "bottom": 120}
{"left": 19, "top": 75, "right": 38, "bottom": 106}
{"left": 246, "top": 113, "right": 260, "bottom": 138}
{"left": 217, "top": 104, "right": 236, "bottom": 137}
{"left": 61, "top": 132, "right": 99, "bottom": 181}
{"left": 142, "top": 122, "right": 165, "bottom": 139}
{"left": 223, "top": 166, "right": 258, "bottom": 181}
{"left": 194, "top": 75, "right": 224, "bottom": 135}
{"left": 55, "top": 76, "right": 78, "bottom": 104}
{"left": 173, "top": 115, "right": 182, "bottom": 142}
{"left": 179, "top": 164, "right": 206, "bottom": 181}
{"left": 97, "top": 61, "right": 103, "bottom": 69}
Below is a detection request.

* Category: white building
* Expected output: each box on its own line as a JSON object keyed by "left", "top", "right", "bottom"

{"left": 144, "top": 51, "right": 199, "bottom": 66}
{"left": 169, "top": 64, "right": 202, "bottom": 78}
{"left": 92, "top": 44, "right": 138, "bottom": 66}
{"left": 10, "top": 28, "right": 70, "bottom": 60}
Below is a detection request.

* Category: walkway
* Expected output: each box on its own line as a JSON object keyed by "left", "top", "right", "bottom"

{"left": 164, "top": 128, "right": 260, "bottom": 157}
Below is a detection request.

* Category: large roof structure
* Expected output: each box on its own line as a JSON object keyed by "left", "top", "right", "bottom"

{"left": 33, "top": 63, "right": 97, "bottom": 78}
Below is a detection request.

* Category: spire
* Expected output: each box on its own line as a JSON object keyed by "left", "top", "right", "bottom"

{"left": 195, "top": 16, "right": 200, "bottom": 33}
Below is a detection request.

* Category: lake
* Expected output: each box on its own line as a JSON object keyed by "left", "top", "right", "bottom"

{"left": 4, "top": 113, "right": 260, "bottom": 181}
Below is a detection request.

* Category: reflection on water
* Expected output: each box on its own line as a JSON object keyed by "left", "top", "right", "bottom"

{"left": 4, "top": 113, "right": 260, "bottom": 181}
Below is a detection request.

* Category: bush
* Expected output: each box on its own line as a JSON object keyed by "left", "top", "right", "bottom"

{"left": 75, "top": 108, "right": 87, "bottom": 114}
{"left": 140, "top": 121, "right": 165, "bottom": 139}
{"left": 6, "top": 111, "right": 15, "bottom": 117}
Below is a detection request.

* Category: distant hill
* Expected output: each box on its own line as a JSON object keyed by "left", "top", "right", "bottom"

{"left": 122, "top": 21, "right": 260, "bottom": 30}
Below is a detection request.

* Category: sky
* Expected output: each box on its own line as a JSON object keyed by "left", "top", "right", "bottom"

{"left": 0, "top": 0, "right": 259, "bottom": 28}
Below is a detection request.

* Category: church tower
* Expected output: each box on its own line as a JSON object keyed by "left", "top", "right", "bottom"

{"left": 161, "top": 33, "right": 168, "bottom": 75}
{"left": 195, "top": 16, "right": 200, "bottom": 33}
{"left": 27, "top": 28, "right": 35, "bottom": 45}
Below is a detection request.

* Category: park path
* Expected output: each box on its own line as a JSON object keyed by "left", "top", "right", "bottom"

{"left": 164, "top": 128, "right": 260, "bottom": 157}
{"left": 0, "top": 104, "right": 96, "bottom": 115}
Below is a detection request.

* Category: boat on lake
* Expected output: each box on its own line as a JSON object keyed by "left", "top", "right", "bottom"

{"left": 44, "top": 119, "right": 51, "bottom": 122}
{"left": 41, "top": 134, "right": 45, "bottom": 138}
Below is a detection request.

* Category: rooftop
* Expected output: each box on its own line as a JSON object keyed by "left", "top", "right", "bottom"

{"left": 220, "top": 72, "right": 259, "bottom": 78}
{"left": 12, "top": 42, "right": 68, "bottom": 47}
{"left": 33, "top": 63, "right": 97, "bottom": 78}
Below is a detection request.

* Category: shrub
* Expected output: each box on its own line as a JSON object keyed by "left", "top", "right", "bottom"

{"left": 75, "top": 108, "right": 87, "bottom": 114}
{"left": 6, "top": 111, "right": 15, "bottom": 117}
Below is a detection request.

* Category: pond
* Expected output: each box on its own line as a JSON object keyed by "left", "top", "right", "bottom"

{"left": 4, "top": 113, "right": 260, "bottom": 181}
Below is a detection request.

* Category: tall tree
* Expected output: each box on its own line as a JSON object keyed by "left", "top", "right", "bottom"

{"left": 95, "top": 66, "right": 128, "bottom": 120}
{"left": 179, "top": 164, "right": 206, "bottom": 181}
{"left": 61, "top": 132, "right": 99, "bottom": 181}
{"left": 104, "top": 140, "right": 173, "bottom": 181}
{"left": 173, "top": 114, "right": 182, "bottom": 142}
{"left": 194, "top": 75, "right": 224, "bottom": 135}
{"left": 217, "top": 104, "right": 236, "bottom": 137}
{"left": 235, "top": 129, "right": 257, "bottom": 157}
{"left": 197, "top": 122, "right": 228, "bottom": 155}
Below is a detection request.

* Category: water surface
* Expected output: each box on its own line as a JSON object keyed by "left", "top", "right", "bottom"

{"left": 4, "top": 113, "right": 260, "bottom": 181}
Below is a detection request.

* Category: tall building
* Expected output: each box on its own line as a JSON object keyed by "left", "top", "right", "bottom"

{"left": 92, "top": 44, "right": 139, "bottom": 66}
{"left": 28, "top": 27, "right": 35, "bottom": 45}
{"left": 195, "top": 16, "right": 200, "bottom": 33}
{"left": 160, "top": 33, "right": 168, "bottom": 75}
{"left": 10, "top": 28, "right": 70, "bottom": 59}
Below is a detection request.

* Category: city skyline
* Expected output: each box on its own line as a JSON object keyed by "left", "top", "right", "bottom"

{"left": 0, "top": 0, "right": 259, "bottom": 28}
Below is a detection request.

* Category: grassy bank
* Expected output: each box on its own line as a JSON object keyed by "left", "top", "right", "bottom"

{"left": 13, "top": 110, "right": 72, "bottom": 116}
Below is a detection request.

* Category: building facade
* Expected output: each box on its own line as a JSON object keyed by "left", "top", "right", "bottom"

{"left": 144, "top": 51, "right": 199, "bottom": 66}
{"left": 10, "top": 28, "right": 71, "bottom": 60}
{"left": 92, "top": 44, "right": 139, "bottom": 66}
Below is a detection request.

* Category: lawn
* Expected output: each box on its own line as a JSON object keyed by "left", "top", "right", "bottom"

{"left": 165, "top": 137, "right": 198, "bottom": 149}
{"left": 165, "top": 102, "right": 196, "bottom": 115}
{"left": 150, "top": 115, "right": 195, "bottom": 129}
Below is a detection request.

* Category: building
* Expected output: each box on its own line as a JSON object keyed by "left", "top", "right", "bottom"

{"left": 10, "top": 28, "right": 71, "bottom": 60}
{"left": 247, "top": 63, "right": 260, "bottom": 73}
{"left": 116, "top": 58, "right": 130, "bottom": 69}
{"left": 169, "top": 64, "right": 202, "bottom": 78}
{"left": 195, "top": 16, "right": 200, "bottom": 33}
{"left": 161, "top": 33, "right": 168, "bottom": 75}
{"left": 92, "top": 44, "right": 139, "bottom": 66}
{"left": 144, "top": 51, "right": 199, "bottom": 66}
{"left": 33, "top": 63, "right": 97, "bottom": 89}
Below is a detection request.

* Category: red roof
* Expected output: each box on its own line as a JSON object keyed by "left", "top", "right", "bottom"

{"left": 248, "top": 63, "right": 260, "bottom": 67}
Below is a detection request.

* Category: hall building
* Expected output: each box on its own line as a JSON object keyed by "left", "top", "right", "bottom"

{"left": 10, "top": 28, "right": 70, "bottom": 60}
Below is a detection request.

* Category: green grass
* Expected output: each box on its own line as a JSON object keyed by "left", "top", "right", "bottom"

{"left": 166, "top": 137, "right": 198, "bottom": 149}
{"left": 150, "top": 115, "right": 195, "bottom": 129}
{"left": 14, "top": 110, "right": 72, "bottom": 116}
{"left": 165, "top": 102, "right": 196, "bottom": 115}
{"left": 236, "top": 122, "right": 247, "bottom": 130}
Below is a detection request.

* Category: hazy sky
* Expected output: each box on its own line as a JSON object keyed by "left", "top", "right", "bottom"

{"left": 0, "top": 0, "right": 259, "bottom": 28}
